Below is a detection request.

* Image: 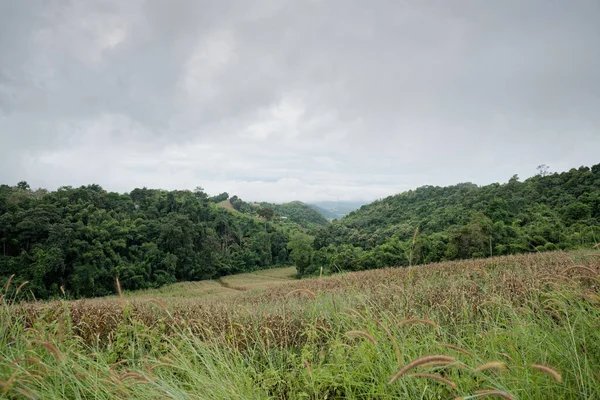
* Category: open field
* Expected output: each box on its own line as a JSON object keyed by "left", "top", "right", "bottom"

{"left": 215, "top": 199, "right": 241, "bottom": 214}
{"left": 119, "top": 267, "right": 297, "bottom": 300}
{"left": 1, "top": 251, "right": 600, "bottom": 399}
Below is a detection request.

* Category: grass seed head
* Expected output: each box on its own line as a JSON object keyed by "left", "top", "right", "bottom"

{"left": 116, "top": 278, "right": 123, "bottom": 299}
{"left": 440, "top": 343, "right": 475, "bottom": 358}
{"left": 473, "top": 361, "right": 507, "bottom": 373}
{"left": 407, "top": 372, "right": 457, "bottom": 390}
{"left": 37, "top": 341, "right": 64, "bottom": 361}
{"left": 531, "top": 364, "right": 562, "bottom": 383}
{"left": 15, "top": 281, "right": 29, "bottom": 295}
{"left": 118, "top": 372, "right": 150, "bottom": 383}
{"left": 286, "top": 289, "right": 316, "bottom": 298}
{"left": 303, "top": 359, "right": 312, "bottom": 378}
{"left": 346, "top": 330, "right": 377, "bottom": 345}
{"left": 398, "top": 318, "right": 438, "bottom": 329}
{"left": 561, "top": 265, "right": 597, "bottom": 276}
{"left": 389, "top": 355, "right": 455, "bottom": 384}
{"left": 3, "top": 274, "right": 15, "bottom": 293}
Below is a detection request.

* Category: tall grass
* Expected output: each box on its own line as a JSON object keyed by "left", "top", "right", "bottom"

{"left": 1, "top": 251, "right": 599, "bottom": 399}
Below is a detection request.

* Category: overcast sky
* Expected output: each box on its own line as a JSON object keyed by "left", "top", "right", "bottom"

{"left": 1, "top": 1, "right": 599, "bottom": 202}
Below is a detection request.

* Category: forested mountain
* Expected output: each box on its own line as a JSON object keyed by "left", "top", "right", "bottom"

{"left": 262, "top": 201, "right": 329, "bottom": 227}
{"left": 294, "top": 164, "right": 600, "bottom": 276}
{"left": 226, "top": 195, "right": 329, "bottom": 228}
{"left": 0, "top": 184, "right": 297, "bottom": 299}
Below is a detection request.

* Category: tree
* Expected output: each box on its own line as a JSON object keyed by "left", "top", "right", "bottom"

{"left": 17, "top": 181, "right": 30, "bottom": 190}
{"left": 208, "top": 192, "right": 229, "bottom": 203}
{"left": 536, "top": 164, "right": 550, "bottom": 178}
{"left": 536, "top": 164, "right": 550, "bottom": 177}
{"left": 193, "top": 186, "right": 208, "bottom": 200}
{"left": 257, "top": 207, "right": 275, "bottom": 220}
{"left": 563, "top": 202, "right": 591, "bottom": 223}
{"left": 257, "top": 207, "right": 275, "bottom": 230}
{"left": 287, "top": 232, "right": 314, "bottom": 276}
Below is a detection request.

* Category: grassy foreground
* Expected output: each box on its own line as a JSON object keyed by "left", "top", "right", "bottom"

{"left": 1, "top": 252, "right": 599, "bottom": 399}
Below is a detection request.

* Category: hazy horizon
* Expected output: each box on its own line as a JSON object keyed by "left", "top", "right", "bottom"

{"left": 5, "top": 163, "right": 593, "bottom": 206}
{"left": 1, "top": 1, "right": 599, "bottom": 202}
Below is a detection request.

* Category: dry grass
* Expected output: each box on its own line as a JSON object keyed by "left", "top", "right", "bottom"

{"left": 473, "top": 361, "right": 508, "bottom": 373}
{"left": 389, "top": 355, "right": 456, "bottom": 383}
{"left": 215, "top": 199, "right": 239, "bottom": 213}
{"left": 121, "top": 266, "right": 297, "bottom": 300}
{"left": 531, "top": 364, "right": 563, "bottom": 383}
{"left": 346, "top": 330, "right": 377, "bottom": 345}
{"left": 11, "top": 251, "right": 600, "bottom": 348}
{"left": 407, "top": 372, "right": 458, "bottom": 391}
{"left": 2, "top": 250, "right": 599, "bottom": 399}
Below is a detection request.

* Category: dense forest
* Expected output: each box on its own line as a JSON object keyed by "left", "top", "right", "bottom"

{"left": 293, "top": 164, "right": 600, "bottom": 276}
{"left": 0, "top": 185, "right": 308, "bottom": 299}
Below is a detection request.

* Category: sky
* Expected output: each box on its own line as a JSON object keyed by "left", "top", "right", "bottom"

{"left": 1, "top": 1, "right": 599, "bottom": 203}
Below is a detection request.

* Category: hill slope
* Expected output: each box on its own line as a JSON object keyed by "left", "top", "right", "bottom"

{"left": 299, "top": 164, "right": 600, "bottom": 276}
{"left": 307, "top": 204, "right": 338, "bottom": 220}
{"left": 226, "top": 195, "right": 329, "bottom": 229}
{"left": 263, "top": 201, "right": 329, "bottom": 228}
{"left": 0, "top": 185, "right": 298, "bottom": 299}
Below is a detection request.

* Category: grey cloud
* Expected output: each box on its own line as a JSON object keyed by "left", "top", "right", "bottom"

{"left": 0, "top": 1, "right": 599, "bottom": 202}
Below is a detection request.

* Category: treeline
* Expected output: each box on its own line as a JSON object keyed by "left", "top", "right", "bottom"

{"left": 294, "top": 164, "right": 600, "bottom": 276}
{"left": 3, "top": 164, "right": 598, "bottom": 297}
{"left": 0, "top": 184, "right": 295, "bottom": 299}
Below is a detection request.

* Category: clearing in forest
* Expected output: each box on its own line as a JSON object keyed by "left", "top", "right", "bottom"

{"left": 121, "top": 266, "right": 297, "bottom": 299}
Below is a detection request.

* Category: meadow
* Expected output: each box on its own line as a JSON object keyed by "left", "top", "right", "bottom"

{"left": 1, "top": 251, "right": 599, "bottom": 399}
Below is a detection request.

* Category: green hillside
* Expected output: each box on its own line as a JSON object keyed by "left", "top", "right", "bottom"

{"left": 295, "top": 164, "right": 600, "bottom": 276}
{"left": 227, "top": 195, "right": 329, "bottom": 229}
{"left": 308, "top": 204, "right": 338, "bottom": 220}
{"left": 263, "top": 201, "right": 329, "bottom": 228}
{"left": 0, "top": 185, "right": 297, "bottom": 299}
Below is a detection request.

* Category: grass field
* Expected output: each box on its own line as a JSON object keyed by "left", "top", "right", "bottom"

{"left": 1, "top": 251, "right": 599, "bottom": 399}
{"left": 216, "top": 199, "right": 240, "bottom": 214}
{"left": 120, "top": 267, "right": 297, "bottom": 299}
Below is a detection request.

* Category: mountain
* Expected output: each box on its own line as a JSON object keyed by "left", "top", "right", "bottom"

{"left": 261, "top": 201, "right": 329, "bottom": 228}
{"left": 307, "top": 204, "right": 338, "bottom": 220}
{"left": 308, "top": 201, "right": 366, "bottom": 219}
{"left": 293, "top": 164, "right": 600, "bottom": 276}
{"left": 223, "top": 195, "right": 329, "bottom": 229}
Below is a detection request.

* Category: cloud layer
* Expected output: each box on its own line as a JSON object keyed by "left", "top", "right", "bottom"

{"left": 1, "top": 1, "right": 599, "bottom": 202}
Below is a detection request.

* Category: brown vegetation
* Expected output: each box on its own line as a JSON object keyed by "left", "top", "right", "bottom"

{"left": 11, "top": 251, "right": 600, "bottom": 348}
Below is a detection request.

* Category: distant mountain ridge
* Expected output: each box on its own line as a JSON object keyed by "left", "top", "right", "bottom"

{"left": 308, "top": 201, "right": 366, "bottom": 219}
